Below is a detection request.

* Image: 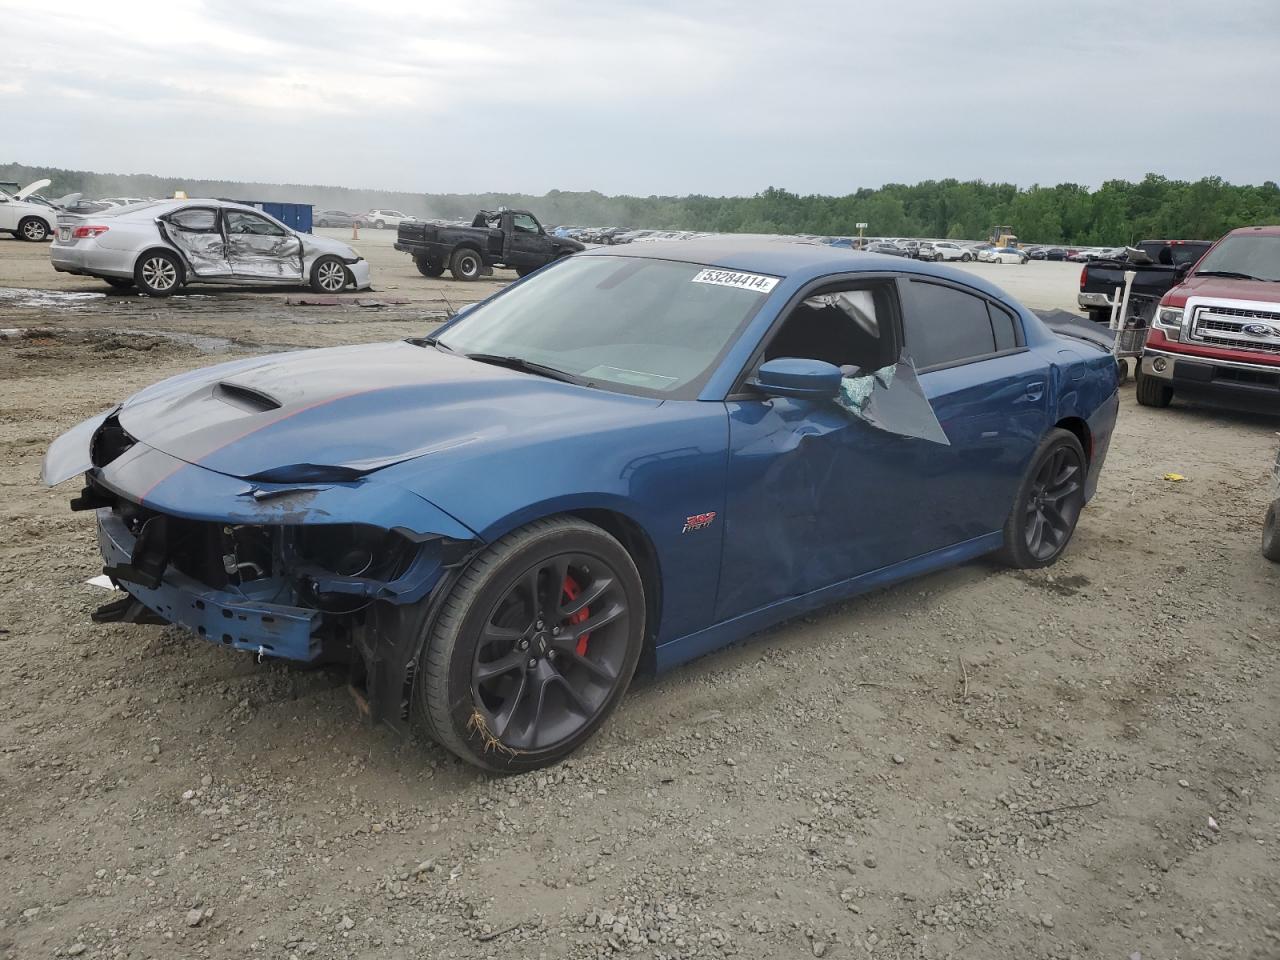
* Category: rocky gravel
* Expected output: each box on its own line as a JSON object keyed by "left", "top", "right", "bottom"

{"left": 2, "top": 235, "right": 1279, "bottom": 958}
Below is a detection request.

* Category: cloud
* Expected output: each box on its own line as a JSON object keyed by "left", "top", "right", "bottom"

{"left": 1, "top": 0, "right": 1277, "bottom": 194}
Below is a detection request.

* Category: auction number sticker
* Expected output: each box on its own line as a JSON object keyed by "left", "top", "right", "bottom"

{"left": 691, "top": 268, "right": 779, "bottom": 294}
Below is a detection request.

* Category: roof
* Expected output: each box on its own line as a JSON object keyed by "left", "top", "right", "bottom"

{"left": 580, "top": 236, "right": 1020, "bottom": 305}
{"left": 1225, "top": 224, "right": 1280, "bottom": 237}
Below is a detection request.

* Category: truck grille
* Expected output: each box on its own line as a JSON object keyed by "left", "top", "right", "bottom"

{"left": 1189, "top": 304, "right": 1280, "bottom": 355}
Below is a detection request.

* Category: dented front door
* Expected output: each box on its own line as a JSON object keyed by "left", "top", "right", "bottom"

{"left": 224, "top": 209, "right": 303, "bottom": 282}
{"left": 159, "top": 207, "right": 231, "bottom": 277}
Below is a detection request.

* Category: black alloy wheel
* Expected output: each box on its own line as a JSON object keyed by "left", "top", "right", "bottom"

{"left": 469, "top": 551, "right": 630, "bottom": 751}
{"left": 418, "top": 517, "right": 644, "bottom": 772}
{"left": 999, "top": 429, "right": 1087, "bottom": 568}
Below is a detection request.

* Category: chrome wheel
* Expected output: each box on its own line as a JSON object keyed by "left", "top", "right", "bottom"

{"left": 316, "top": 260, "right": 346, "bottom": 292}
{"left": 20, "top": 219, "right": 48, "bottom": 241}
{"left": 141, "top": 256, "right": 178, "bottom": 291}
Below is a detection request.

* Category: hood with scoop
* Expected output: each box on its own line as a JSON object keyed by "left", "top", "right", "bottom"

{"left": 109, "top": 340, "right": 660, "bottom": 485}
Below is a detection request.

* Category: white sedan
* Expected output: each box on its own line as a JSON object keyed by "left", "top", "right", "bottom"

{"left": 0, "top": 178, "right": 58, "bottom": 241}
{"left": 977, "top": 246, "right": 1028, "bottom": 264}
{"left": 50, "top": 199, "right": 372, "bottom": 297}
{"left": 366, "top": 209, "right": 416, "bottom": 229}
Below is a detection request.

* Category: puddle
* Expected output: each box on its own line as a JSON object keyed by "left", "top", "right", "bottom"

{"left": 0, "top": 287, "right": 107, "bottom": 307}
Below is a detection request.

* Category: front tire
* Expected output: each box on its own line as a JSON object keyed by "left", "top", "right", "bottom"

{"left": 310, "top": 255, "right": 349, "bottom": 294}
{"left": 375, "top": 219, "right": 386, "bottom": 230}
{"left": 998, "top": 429, "right": 1087, "bottom": 569}
{"left": 134, "top": 250, "right": 184, "bottom": 297}
{"left": 1263, "top": 504, "right": 1280, "bottom": 562}
{"left": 450, "top": 247, "right": 483, "bottom": 282}
{"left": 417, "top": 516, "right": 645, "bottom": 772}
{"left": 18, "top": 217, "right": 50, "bottom": 242}
{"left": 1135, "top": 364, "right": 1174, "bottom": 407}
{"left": 317, "top": 219, "right": 329, "bottom": 228}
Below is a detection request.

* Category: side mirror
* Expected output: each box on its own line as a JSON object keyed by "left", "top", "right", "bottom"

{"left": 751, "top": 357, "right": 842, "bottom": 400}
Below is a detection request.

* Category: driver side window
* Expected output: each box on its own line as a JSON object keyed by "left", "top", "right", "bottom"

{"left": 512, "top": 214, "right": 539, "bottom": 234}
{"left": 226, "top": 211, "right": 285, "bottom": 237}
{"left": 761, "top": 281, "right": 899, "bottom": 376}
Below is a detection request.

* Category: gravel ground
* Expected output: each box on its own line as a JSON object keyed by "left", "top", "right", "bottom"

{"left": 1, "top": 233, "right": 1279, "bottom": 960}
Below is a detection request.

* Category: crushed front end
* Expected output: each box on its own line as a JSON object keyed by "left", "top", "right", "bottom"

{"left": 45, "top": 407, "right": 479, "bottom": 728}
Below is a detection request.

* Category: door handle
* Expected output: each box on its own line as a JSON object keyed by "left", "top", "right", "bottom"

{"left": 1023, "top": 381, "right": 1045, "bottom": 401}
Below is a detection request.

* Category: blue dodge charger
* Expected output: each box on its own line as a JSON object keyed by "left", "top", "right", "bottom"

{"left": 44, "top": 238, "right": 1119, "bottom": 771}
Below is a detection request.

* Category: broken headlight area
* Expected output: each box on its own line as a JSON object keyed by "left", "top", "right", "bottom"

{"left": 88, "top": 486, "right": 471, "bottom": 663}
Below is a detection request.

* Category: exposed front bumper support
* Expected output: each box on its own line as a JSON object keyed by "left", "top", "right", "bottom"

{"left": 97, "top": 510, "right": 324, "bottom": 661}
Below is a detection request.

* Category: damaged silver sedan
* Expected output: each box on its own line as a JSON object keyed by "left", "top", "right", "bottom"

{"left": 49, "top": 200, "right": 371, "bottom": 297}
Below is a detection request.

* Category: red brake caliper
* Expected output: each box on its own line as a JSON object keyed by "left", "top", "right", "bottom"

{"left": 562, "top": 575, "right": 591, "bottom": 656}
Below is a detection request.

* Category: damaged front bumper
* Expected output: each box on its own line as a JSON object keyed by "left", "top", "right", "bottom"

{"left": 347, "top": 258, "right": 372, "bottom": 290}
{"left": 46, "top": 408, "right": 479, "bottom": 667}
{"left": 97, "top": 510, "right": 324, "bottom": 661}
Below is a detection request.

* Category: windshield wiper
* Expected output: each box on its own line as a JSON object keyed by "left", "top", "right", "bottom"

{"left": 406, "top": 335, "right": 454, "bottom": 352}
{"left": 464, "top": 353, "right": 581, "bottom": 384}
{"left": 1195, "top": 270, "right": 1272, "bottom": 282}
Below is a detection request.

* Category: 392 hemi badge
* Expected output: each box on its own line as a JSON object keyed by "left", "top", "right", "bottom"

{"left": 682, "top": 511, "right": 717, "bottom": 533}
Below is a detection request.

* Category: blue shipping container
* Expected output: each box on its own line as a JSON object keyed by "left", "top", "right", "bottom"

{"left": 231, "top": 200, "right": 314, "bottom": 233}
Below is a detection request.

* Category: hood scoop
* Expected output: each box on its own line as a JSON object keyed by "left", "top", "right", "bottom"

{"left": 214, "top": 381, "right": 282, "bottom": 413}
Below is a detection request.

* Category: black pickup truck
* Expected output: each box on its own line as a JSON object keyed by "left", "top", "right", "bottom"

{"left": 394, "top": 209, "right": 584, "bottom": 281}
{"left": 1077, "top": 239, "right": 1212, "bottom": 323}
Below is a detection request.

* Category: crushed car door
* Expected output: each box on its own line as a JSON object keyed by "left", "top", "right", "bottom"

{"left": 717, "top": 279, "right": 952, "bottom": 623}
{"left": 225, "top": 209, "right": 303, "bottom": 281}
{"left": 158, "top": 206, "right": 231, "bottom": 277}
{"left": 505, "top": 212, "right": 548, "bottom": 268}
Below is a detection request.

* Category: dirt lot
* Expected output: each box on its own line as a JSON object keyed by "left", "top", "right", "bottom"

{"left": 1, "top": 233, "right": 1278, "bottom": 960}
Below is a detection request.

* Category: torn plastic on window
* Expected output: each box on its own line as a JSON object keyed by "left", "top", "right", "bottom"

{"left": 835, "top": 355, "right": 951, "bottom": 446}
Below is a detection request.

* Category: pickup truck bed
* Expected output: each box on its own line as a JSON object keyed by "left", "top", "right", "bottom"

{"left": 1078, "top": 240, "right": 1212, "bottom": 323}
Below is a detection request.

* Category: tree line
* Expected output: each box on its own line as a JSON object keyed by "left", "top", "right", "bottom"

{"left": 4, "top": 162, "right": 1276, "bottom": 245}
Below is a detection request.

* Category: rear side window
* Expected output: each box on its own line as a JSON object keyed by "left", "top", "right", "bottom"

{"left": 902, "top": 281, "right": 1021, "bottom": 369}
{"left": 988, "top": 302, "right": 1018, "bottom": 351}
{"left": 169, "top": 208, "right": 218, "bottom": 232}
{"left": 903, "top": 281, "right": 995, "bottom": 369}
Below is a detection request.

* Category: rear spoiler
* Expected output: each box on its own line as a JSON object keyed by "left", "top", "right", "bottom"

{"left": 1034, "top": 309, "right": 1115, "bottom": 351}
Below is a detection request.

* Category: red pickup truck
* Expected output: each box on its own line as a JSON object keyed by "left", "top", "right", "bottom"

{"left": 1136, "top": 225, "right": 1280, "bottom": 408}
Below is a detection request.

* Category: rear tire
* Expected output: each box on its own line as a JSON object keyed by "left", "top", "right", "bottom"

{"left": 998, "top": 429, "right": 1087, "bottom": 569}
{"left": 310, "top": 255, "right": 350, "bottom": 294}
{"left": 961, "top": 252, "right": 973, "bottom": 262}
{"left": 317, "top": 219, "right": 329, "bottom": 228}
{"left": 415, "top": 257, "right": 445, "bottom": 278}
{"left": 18, "top": 217, "right": 50, "bottom": 242}
{"left": 1086, "top": 307, "right": 1111, "bottom": 324}
{"left": 450, "top": 247, "right": 483, "bottom": 282}
{"left": 375, "top": 219, "right": 386, "bottom": 230}
{"left": 1135, "top": 364, "right": 1174, "bottom": 407}
{"left": 134, "top": 250, "right": 184, "bottom": 297}
{"left": 1263, "top": 504, "right": 1280, "bottom": 562}
{"left": 417, "top": 516, "right": 645, "bottom": 772}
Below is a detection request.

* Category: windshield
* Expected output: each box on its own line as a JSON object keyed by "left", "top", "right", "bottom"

{"left": 1194, "top": 234, "right": 1280, "bottom": 282}
{"left": 435, "top": 255, "right": 776, "bottom": 397}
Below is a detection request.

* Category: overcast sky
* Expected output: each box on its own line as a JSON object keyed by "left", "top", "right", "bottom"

{"left": 4, "top": 0, "right": 1278, "bottom": 196}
